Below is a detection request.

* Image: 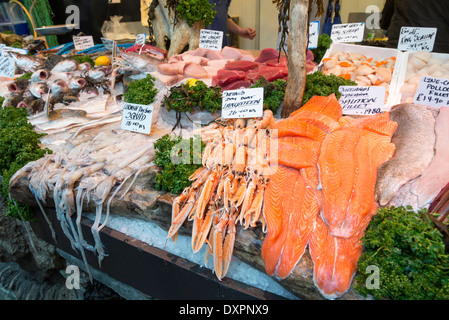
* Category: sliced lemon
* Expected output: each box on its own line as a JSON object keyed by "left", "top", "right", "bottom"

{"left": 95, "top": 56, "right": 111, "bottom": 66}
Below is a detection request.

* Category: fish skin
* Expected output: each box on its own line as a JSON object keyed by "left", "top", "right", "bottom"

{"left": 414, "top": 106, "right": 449, "bottom": 208}
{"left": 8, "top": 51, "right": 43, "bottom": 73}
{"left": 376, "top": 104, "right": 436, "bottom": 207}
{"left": 119, "top": 52, "right": 163, "bottom": 73}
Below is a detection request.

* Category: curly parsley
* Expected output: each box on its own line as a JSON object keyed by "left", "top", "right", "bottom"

{"left": 154, "top": 134, "right": 205, "bottom": 194}
{"left": 355, "top": 206, "right": 449, "bottom": 300}
{"left": 0, "top": 106, "right": 52, "bottom": 221}
{"left": 302, "top": 71, "right": 357, "bottom": 105}
{"left": 250, "top": 77, "right": 287, "bottom": 114}
{"left": 124, "top": 74, "right": 158, "bottom": 105}
{"left": 175, "top": 0, "right": 217, "bottom": 27}
{"left": 163, "top": 80, "right": 222, "bottom": 114}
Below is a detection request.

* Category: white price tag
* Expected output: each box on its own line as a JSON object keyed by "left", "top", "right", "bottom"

{"left": 338, "top": 86, "right": 386, "bottom": 115}
{"left": 0, "top": 56, "right": 16, "bottom": 78}
{"left": 330, "top": 23, "right": 365, "bottom": 43}
{"left": 135, "top": 33, "right": 147, "bottom": 45}
{"left": 1, "top": 46, "right": 28, "bottom": 58}
{"left": 397, "top": 27, "right": 437, "bottom": 52}
{"left": 121, "top": 102, "right": 154, "bottom": 134}
{"left": 308, "top": 21, "right": 320, "bottom": 49}
{"left": 73, "top": 36, "right": 95, "bottom": 51}
{"left": 222, "top": 87, "right": 264, "bottom": 119}
{"left": 414, "top": 76, "right": 449, "bottom": 108}
{"left": 199, "top": 29, "right": 224, "bottom": 51}
{"left": 101, "top": 37, "right": 117, "bottom": 57}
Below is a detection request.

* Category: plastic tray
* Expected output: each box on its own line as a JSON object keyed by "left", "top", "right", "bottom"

{"left": 393, "top": 51, "right": 449, "bottom": 105}
{"left": 316, "top": 43, "right": 405, "bottom": 109}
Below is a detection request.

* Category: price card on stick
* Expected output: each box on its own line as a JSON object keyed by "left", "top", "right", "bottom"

{"left": 199, "top": 29, "right": 224, "bottom": 51}
{"left": 73, "top": 36, "right": 95, "bottom": 51}
{"left": 308, "top": 21, "right": 320, "bottom": 49}
{"left": 0, "top": 56, "right": 16, "bottom": 78}
{"left": 121, "top": 102, "right": 154, "bottom": 134}
{"left": 101, "top": 37, "right": 117, "bottom": 58}
{"left": 330, "top": 23, "right": 365, "bottom": 43}
{"left": 414, "top": 76, "right": 449, "bottom": 108}
{"left": 222, "top": 88, "right": 264, "bottom": 119}
{"left": 135, "top": 33, "right": 147, "bottom": 45}
{"left": 397, "top": 27, "right": 437, "bottom": 52}
{"left": 338, "top": 86, "right": 386, "bottom": 115}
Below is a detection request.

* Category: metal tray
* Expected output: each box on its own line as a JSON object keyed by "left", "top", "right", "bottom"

{"left": 35, "top": 24, "right": 77, "bottom": 36}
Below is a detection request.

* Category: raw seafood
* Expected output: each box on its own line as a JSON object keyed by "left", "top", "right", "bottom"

{"left": 261, "top": 94, "right": 342, "bottom": 280}
{"left": 376, "top": 104, "right": 436, "bottom": 206}
{"left": 167, "top": 111, "right": 275, "bottom": 281}
{"left": 11, "top": 121, "right": 170, "bottom": 280}
{"left": 413, "top": 106, "right": 449, "bottom": 207}
{"left": 399, "top": 51, "right": 449, "bottom": 104}
{"left": 260, "top": 94, "right": 397, "bottom": 299}
{"left": 308, "top": 212, "right": 371, "bottom": 300}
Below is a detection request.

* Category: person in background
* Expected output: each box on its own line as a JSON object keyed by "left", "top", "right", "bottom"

{"left": 381, "top": 0, "right": 449, "bottom": 53}
{"left": 207, "top": 0, "right": 257, "bottom": 48}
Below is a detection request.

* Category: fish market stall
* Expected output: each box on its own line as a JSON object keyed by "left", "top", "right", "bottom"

{"left": 1, "top": 0, "right": 449, "bottom": 302}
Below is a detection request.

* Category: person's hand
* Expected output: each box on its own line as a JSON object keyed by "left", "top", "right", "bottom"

{"left": 239, "top": 27, "right": 257, "bottom": 40}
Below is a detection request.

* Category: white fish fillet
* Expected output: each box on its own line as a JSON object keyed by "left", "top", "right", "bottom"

{"left": 375, "top": 104, "right": 436, "bottom": 206}
{"left": 414, "top": 106, "right": 449, "bottom": 207}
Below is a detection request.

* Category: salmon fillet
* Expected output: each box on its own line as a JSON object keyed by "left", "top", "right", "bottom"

{"left": 261, "top": 165, "right": 300, "bottom": 276}
{"left": 290, "top": 94, "right": 343, "bottom": 121}
{"left": 261, "top": 164, "right": 320, "bottom": 278}
{"left": 276, "top": 172, "right": 320, "bottom": 278}
{"left": 319, "top": 124, "right": 396, "bottom": 238}
{"left": 274, "top": 138, "right": 321, "bottom": 170}
{"left": 272, "top": 118, "right": 326, "bottom": 141}
{"left": 309, "top": 212, "right": 372, "bottom": 300}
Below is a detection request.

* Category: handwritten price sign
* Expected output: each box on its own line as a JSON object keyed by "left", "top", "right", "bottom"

{"left": 398, "top": 27, "right": 437, "bottom": 52}
{"left": 338, "top": 86, "right": 386, "bottom": 115}
{"left": 121, "top": 102, "right": 154, "bottom": 134}
{"left": 199, "top": 29, "right": 224, "bottom": 51}
{"left": 0, "top": 56, "right": 16, "bottom": 78}
{"left": 73, "top": 36, "right": 95, "bottom": 51}
{"left": 308, "top": 21, "right": 320, "bottom": 49}
{"left": 222, "top": 88, "right": 264, "bottom": 119}
{"left": 414, "top": 76, "right": 449, "bottom": 108}
{"left": 331, "top": 23, "right": 365, "bottom": 43}
{"left": 135, "top": 33, "right": 147, "bottom": 45}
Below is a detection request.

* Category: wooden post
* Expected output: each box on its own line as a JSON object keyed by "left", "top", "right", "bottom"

{"left": 282, "top": 0, "right": 309, "bottom": 118}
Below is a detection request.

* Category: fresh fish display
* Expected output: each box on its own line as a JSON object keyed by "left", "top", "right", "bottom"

{"left": 413, "top": 106, "right": 449, "bottom": 208}
{"left": 375, "top": 104, "right": 436, "bottom": 207}
{"left": 10, "top": 122, "right": 171, "bottom": 280}
{"left": 5, "top": 35, "right": 447, "bottom": 302}
{"left": 262, "top": 95, "right": 397, "bottom": 299}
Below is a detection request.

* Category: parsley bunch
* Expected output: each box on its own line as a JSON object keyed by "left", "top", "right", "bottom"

{"left": 163, "top": 80, "right": 222, "bottom": 114}
{"left": 250, "top": 77, "right": 287, "bottom": 114}
{"left": 175, "top": 0, "right": 217, "bottom": 27}
{"left": 154, "top": 134, "right": 205, "bottom": 194}
{"left": 124, "top": 74, "right": 158, "bottom": 105}
{"left": 302, "top": 71, "right": 357, "bottom": 105}
{"left": 0, "top": 106, "right": 52, "bottom": 221}
{"left": 355, "top": 206, "right": 449, "bottom": 300}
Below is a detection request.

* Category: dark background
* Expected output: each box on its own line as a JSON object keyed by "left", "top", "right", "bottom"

{"left": 48, "top": 0, "right": 142, "bottom": 44}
